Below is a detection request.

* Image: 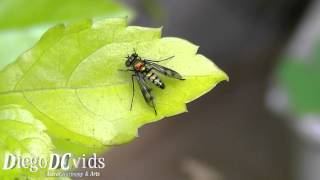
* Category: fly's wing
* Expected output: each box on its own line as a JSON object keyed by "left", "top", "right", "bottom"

{"left": 146, "top": 62, "right": 185, "bottom": 80}
{"left": 135, "top": 72, "right": 155, "bottom": 107}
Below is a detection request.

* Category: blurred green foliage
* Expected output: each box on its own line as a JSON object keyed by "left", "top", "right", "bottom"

{"left": 278, "top": 44, "right": 320, "bottom": 115}
{"left": 0, "top": 0, "right": 133, "bottom": 70}
{"left": 0, "top": 105, "right": 54, "bottom": 179}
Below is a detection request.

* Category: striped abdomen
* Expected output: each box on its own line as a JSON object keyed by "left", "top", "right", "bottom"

{"left": 144, "top": 70, "right": 165, "bottom": 89}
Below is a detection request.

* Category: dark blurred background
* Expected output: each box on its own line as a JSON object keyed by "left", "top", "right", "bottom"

{"left": 80, "top": 0, "right": 314, "bottom": 180}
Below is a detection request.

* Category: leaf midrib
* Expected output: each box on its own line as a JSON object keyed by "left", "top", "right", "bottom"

{"left": 0, "top": 74, "right": 216, "bottom": 96}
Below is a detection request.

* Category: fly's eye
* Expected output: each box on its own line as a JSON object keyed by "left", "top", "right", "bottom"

{"left": 125, "top": 60, "right": 131, "bottom": 67}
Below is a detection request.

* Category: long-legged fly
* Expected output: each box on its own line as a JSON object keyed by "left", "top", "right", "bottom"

{"left": 120, "top": 50, "right": 185, "bottom": 115}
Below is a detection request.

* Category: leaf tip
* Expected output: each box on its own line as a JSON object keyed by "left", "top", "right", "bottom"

{"left": 222, "top": 71, "right": 230, "bottom": 82}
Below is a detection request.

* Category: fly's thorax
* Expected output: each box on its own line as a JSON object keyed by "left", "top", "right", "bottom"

{"left": 133, "top": 60, "right": 145, "bottom": 71}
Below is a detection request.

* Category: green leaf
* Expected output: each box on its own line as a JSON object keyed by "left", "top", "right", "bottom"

{"left": 0, "top": 18, "right": 228, "bottom": 154}
{"left": 0, "top": 105, "right": 54, "bottom": 179}
{"left": 278, "top": 44, "right": 320, "bottom": 115}
{"left": 0, "top": 0, "right": 133, "bottom": 70}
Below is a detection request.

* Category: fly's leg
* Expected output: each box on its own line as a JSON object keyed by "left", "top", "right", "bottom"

{"left": 118, "top": 69, "right": 136, "bottom": 111}
{"left": 130, "top": 74, "right": 135, "bottom": 111}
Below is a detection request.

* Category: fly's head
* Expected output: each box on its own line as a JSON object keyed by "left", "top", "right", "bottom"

{"left": 125, "top": 52, "right": 139, "bottom": 67}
